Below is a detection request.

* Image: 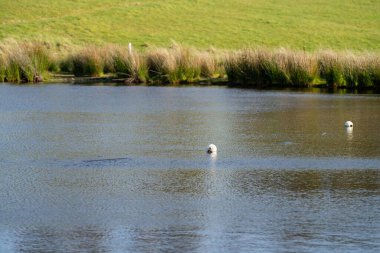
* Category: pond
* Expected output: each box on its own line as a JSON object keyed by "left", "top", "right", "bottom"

{"left": 0, "top": 84, "right": 379, "bottom": 252}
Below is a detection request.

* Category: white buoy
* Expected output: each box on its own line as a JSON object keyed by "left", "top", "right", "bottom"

{"left": 345, "top": 121, "right": 353, "bottom": 128}
{"left": 207, "top": 144, "right": 217, "bottom": 154}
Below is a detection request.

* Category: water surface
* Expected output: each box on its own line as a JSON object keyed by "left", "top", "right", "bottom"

{"left": 0, "top": 85, "right": 379, "bottom": 252}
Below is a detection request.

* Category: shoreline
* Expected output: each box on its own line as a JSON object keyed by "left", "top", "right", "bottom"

{"left": 22, "top": 74, "right": 378, "bottom": 94}
{"left": 1, "top": 41, "right": 379, "bottom": 90}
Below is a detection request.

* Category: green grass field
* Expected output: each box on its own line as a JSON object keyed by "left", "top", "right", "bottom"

{"left": 1, "top": 0, "right": 379, "bottom": 51}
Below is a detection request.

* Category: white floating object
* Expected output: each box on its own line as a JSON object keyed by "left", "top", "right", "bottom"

{"left": 207, "top": 144, "right": 217, "bottom": 154}
{"left": 345, "top": 121, "right": 353, "bottom": 128}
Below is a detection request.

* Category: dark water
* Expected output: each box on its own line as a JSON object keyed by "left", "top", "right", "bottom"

{"left": 0, "top": 84, "right": 379, "bottom": 252}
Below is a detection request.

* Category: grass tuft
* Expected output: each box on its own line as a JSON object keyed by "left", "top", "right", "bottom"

{"left": 0, "top": 40, "right": 56, "bottom": 82}
{"left": 146, "top": 44, "right": 202, "bottom": 84}
{"left": 317, "top": 51, "right": 345, "bottom": 87}
{"left": 287, "top": 51, "right": 316, "bottom": 86}
{"left": 109, "top": 45, "right": 148, "bottom": 83}
{"left": 224, "top": 48, "right": 316, "bottom": 87}
{"left": 70, "top": 46, "right": 105, "bottom": 77}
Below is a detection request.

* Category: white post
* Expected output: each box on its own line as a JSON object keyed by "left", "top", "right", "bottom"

{"left": 128, "top": 42, "right": 132, "bottom": 55}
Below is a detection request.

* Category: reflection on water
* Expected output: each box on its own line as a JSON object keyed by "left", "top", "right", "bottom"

{"left": 0, "top": 85, "right": 380, "bottom": 252}
{"left": 346, "top": 127, "right": 354, "bottom": 141}
{"left": 1, "top": 168, "right": 379, "bottom": 252}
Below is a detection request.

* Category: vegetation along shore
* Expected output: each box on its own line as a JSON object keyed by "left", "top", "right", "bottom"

{"left": 0, "top": 40, "right": 379, "bottom": 89}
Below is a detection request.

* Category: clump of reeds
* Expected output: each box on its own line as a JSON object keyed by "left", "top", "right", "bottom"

{"left": 286, "top": 50, "right": 316, "bottom": 86}
{"left": 146, "top": 48, "right": 172, "bottom": 83}
{"left": 341, "top": 53, "right": 380, "bottom": 88}
{"left": 63, "top": 44, "right": 148, "bottom": 81}
{"left": 107, "top": 45, "right": 148, "bottom": 83}
{"left": 198, "top": 48, "right": 226, "bottom": 79}
{"left": 317, "top": 51, "right": 380, "bottom": 88}
{"left": 317, "top": 50, "right": 345, "bottom": 87}
{"left": 224, "top": 48, "right": 315, "bottom": 87}
{"left": 368, "top": 55, "right": 380, "bottom": 88}
{"left": 198, "top": 51, "right": 217, "bottom": 78}
{"left": 68, "top": 46, "right": 105, "bottom": 77}
{"left": 225, "top": 49, "right": 260, "bottom": 85}
{"left": 0, "top": 40, "right": 56, "bottom": 82}
{"left": 146, "top": 43, "right": 202, "bottom": 84}
{"left": 341, "top": 53, "right": 364, "bottom": 88}
{"left": 225, "top": 49, "right": 287, "bottom": 86}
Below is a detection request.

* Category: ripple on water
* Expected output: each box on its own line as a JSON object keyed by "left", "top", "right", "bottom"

{"left": 1, "top": 85, "right": 380, "bottom": 252}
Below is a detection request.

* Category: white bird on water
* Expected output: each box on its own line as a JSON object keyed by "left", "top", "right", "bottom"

{"left": 207, "top": 144, "right": 217, "bottom": 154}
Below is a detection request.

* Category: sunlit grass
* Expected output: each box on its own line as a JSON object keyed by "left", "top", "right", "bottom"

{"left": 0, "top": 0, "right": 379, "bottom": 51}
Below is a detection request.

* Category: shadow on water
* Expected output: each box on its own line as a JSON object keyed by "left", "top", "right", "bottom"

{"left": 82, "top": 157, "right": 132, "bottom": 167}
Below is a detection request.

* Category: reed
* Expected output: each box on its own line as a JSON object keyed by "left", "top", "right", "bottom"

{"left": 225, "top": 49, "right": 260, "bottom": 85}
{"left": 341, "top": 53, "right": 373, "bottom": 88}
{"left": 0, "top": 40, "right": 56, "bottom": 82}
{"left": 146, "top": 48, "right": 173, "bottom": 83}
{"left": 62, "top": 44, "right": 148, "bottom": 81}
{"left": 368, "top": 55, "right": 380, "bottom": 88}
{"left": 318, "top": 51, "right": 380, "bottom": 88}
{"left": 69, "top": 46, "right": 105, "bottom": 77}
{"left": 225, "top": 48, "right": 316, "bottom": 87}
{"left": 146, "top": 44, "right": 202, "bottom": 84}
{"left": 224, "top": 51, "right": 240, "bottom": 83}
{"left": 199, "top": 48, "right": 226, "bottom": 79}
{"left": 225, "top": 49, "right": 284, "bottom": 86}
{"left": 175, "top": 44, "right": 201, "bottom": 83}
{"left": 317, "top": 51, "right": 345, "bottom": 87}
{"left": 198, "top": 51, "right": 217, "bottom": 78}
{"left": 0, "top": 40, "right": 379, "bottom": 89}
{"left": 350, "top": 53, "right": 380, "bottom": 88}
{"left": 109, "top": 45, "right": 148, "bottom": 83}
{"left": 7, "top": 54, "right": 30, "bottom": 82}
{"left": 286, "top": 51, "right": 316, "bottom": 86}
{"left": 0, "top": 54, "right": 6, "bottom": 82}
{"left": 1, "top": 42, "right": 33, "bottom": 82}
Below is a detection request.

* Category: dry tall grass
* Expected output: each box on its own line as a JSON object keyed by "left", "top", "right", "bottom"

{"left": 0, "top": 40, "right": 379, "bottom": 88}
{"left": 317, "top": 50, "right": 380, "bottom": 88}
{"left": 146, "top": 44, "right": 203, "bottom": 84}
{"left": 317, "top": 50, "right": 345, "bottom": 86}
{"left": 68, "top": 46, "right": 105, "bottom": 77}
{"left": 224, "top": 48, "right": 316, "bottom": 87}
{"left": 0, "top": 40, "right": 55, "bottom": 82}
{"left": 108, "top": 45, "right": 147, "bottom": 83}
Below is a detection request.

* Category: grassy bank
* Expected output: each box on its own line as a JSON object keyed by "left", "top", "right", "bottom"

{"left": 0, "top": 0, "right": 379, "bottom": 51}
{"left": 225, "top": 49, "right": 380, "bottom": 88}
{"left": 1, "top": 41, "right": 379, "bottom": 89}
